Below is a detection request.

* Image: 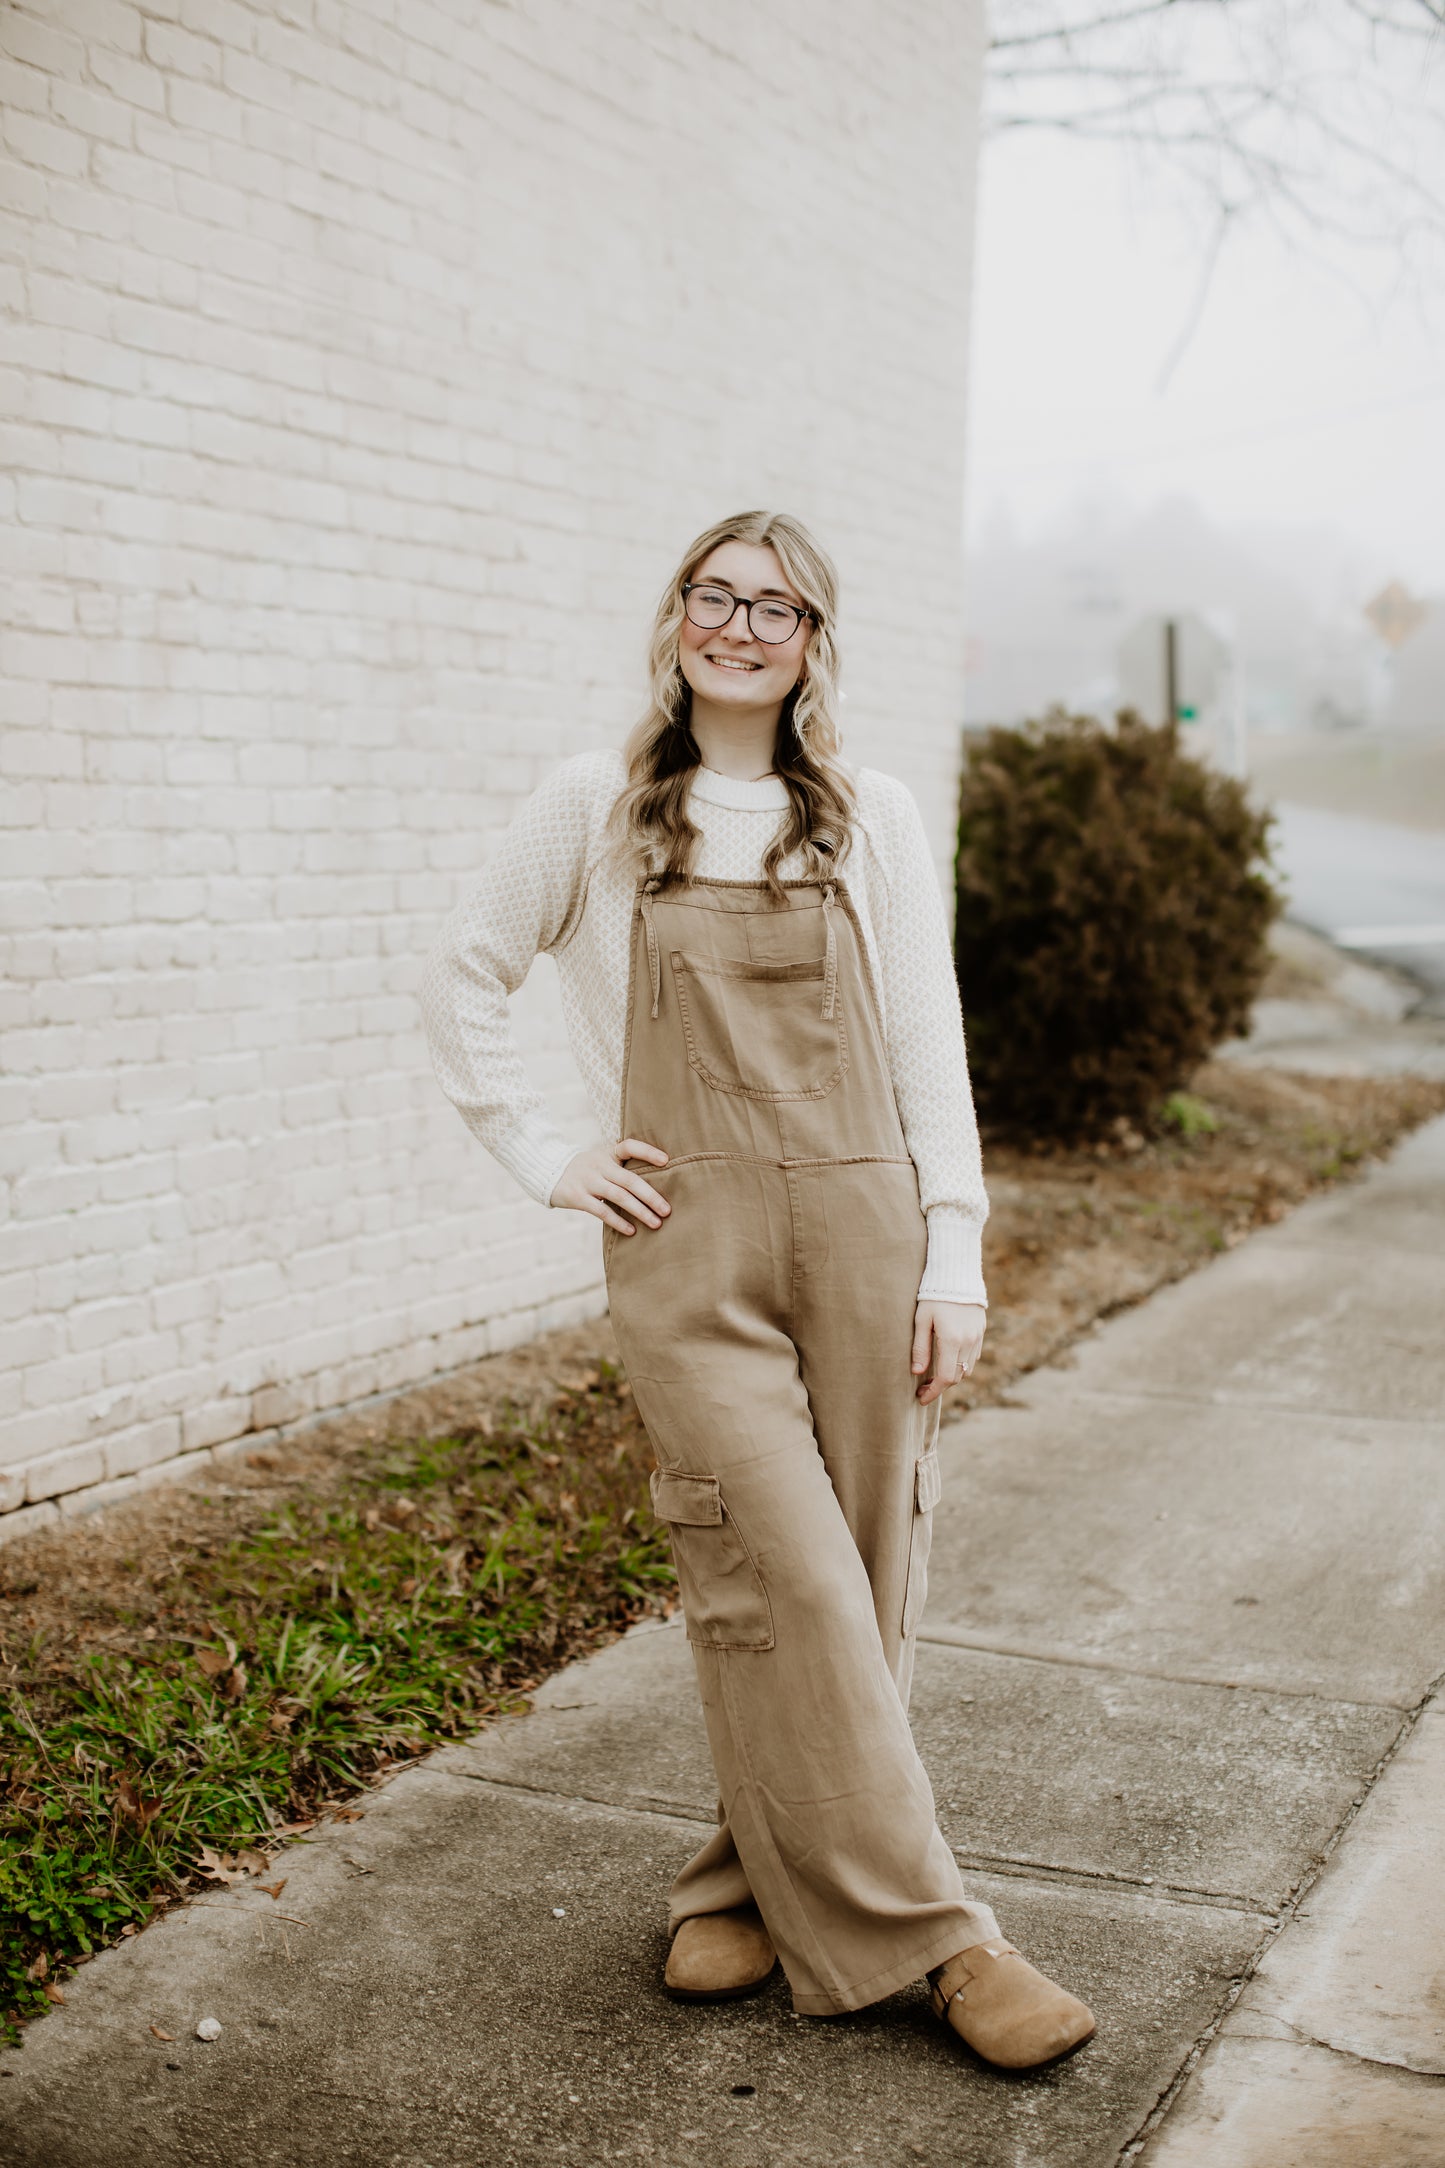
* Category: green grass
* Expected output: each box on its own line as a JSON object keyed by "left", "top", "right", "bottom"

{"left": 0, "top": 1363, "right": 671, "bottom": 2041}
{"left": 1159, "top": 1090, "right": 1221, "bottom": 1138}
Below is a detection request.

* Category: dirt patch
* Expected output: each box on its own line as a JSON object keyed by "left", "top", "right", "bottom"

{"left": 956, "top": 1061, "right": 1445, "bottom": 1411}
{"left": 0, "top": 1320, "right": 634, "bottom": 1660}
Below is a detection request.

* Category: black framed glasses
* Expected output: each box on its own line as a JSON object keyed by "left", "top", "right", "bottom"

{"left": 682, "top": 582, "right": 812, "bottom": 645}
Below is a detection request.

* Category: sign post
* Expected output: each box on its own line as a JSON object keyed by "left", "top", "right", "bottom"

{"left": 1117, "top": 613, "right": 1232, "bottom": 758}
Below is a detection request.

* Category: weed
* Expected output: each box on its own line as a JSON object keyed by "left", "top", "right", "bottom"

{"left": 1160, "top": 1091, "right": 1222, "bottom": 1138}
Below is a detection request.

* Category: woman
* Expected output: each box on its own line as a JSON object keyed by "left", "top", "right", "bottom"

{"left": 420, "top": 510, "right": 1095, "bottom": 2070}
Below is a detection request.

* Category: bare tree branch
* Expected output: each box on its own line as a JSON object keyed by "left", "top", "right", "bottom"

{"left": 1153, "top": 206, "right": 1235, "bottom": 391}
{"left": 985, "top": 0, "right": 1445, "bottom": 269}
{"left": 1342, "top": 0, "right": 1445, "bottom": 32}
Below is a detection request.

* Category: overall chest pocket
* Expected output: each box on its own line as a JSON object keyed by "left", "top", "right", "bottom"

{"left": 669, "top": 950, "right": 848, "bottom": 1101}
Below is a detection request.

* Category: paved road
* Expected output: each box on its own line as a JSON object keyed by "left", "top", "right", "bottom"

{"left": 1272, "top": 801, "right": 1445, "bottom": 1002}
{"left": 6, "top": 1101, "right": 1445, "bottom": 2163}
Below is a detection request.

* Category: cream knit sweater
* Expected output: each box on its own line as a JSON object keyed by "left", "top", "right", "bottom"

{"left": 419, "top": 747, "right": 989, "bottom": 1306}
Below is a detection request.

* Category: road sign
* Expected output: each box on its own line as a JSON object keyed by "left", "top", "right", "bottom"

{"left": 1364, "top": 580, "right": 1428, "bottom": 651}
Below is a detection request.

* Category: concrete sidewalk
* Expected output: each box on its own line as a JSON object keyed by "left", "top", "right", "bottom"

{"left": 5, "top": 1116, "right": 1445, "bottom": 2166}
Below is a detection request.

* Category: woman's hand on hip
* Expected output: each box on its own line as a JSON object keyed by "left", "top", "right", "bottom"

{"left": 550, "top": 1138, "right": 671, "bottom": 1234}
{"left": 911, "top": 1301, "right": 986, "bottom": 1405}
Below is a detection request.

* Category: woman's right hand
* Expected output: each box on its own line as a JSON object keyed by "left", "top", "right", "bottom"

{"left": 550, "top": 1138, "right": 672, "bottom": 1234}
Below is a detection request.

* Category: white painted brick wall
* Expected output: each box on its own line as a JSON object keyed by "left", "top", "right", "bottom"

{"left": 2, "top": 0, "right": 985, "bottom": 1531}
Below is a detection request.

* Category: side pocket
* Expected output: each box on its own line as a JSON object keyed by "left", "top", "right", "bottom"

{"left": 649, "top": 1468, "right": 775, "bottom": 1652}
{"left": 901, "top": 1444, "right": 942, "bottom": 1640}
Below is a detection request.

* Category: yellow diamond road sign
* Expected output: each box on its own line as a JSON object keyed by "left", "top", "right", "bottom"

{"left": 1364, "top": 580, "right": 1428, "bottom": 651}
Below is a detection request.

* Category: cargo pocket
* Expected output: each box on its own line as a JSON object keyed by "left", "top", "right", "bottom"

{"left": 649, "top": 1468, "right": 775, "bottom": 1652}
{"left": 901, "top": 1444, "right": 942, "bottom": 1640}
{"left": 669, "top": 950, "right": 847, "bottom": 1101}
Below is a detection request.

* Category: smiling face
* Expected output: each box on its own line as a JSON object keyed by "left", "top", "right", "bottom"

{"left": 677, "top": 539, "right": 812, "bottom": 720}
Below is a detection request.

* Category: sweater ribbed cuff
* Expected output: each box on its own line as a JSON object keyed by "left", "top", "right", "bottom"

{"left": 489, "top": 1110, "right": 580, "bottom": 1209}
{"left": 918, "top": 1211, "right": 988, "bottom": 1308}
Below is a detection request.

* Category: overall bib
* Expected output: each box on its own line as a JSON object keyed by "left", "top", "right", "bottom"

{"left": 604, "top": 870, "right": 1001, "bottom": 2017}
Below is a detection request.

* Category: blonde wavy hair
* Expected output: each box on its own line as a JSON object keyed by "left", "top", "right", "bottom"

{"left": 607, "top": 509, "right": 857, "bottom": 901}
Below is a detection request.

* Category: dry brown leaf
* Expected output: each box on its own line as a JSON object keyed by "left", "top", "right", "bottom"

{"left": 43, "top": 1982, "right": 65, "bottom": 2004}
{"left": 331, "top": 1808, "right": 364, "bottom": 1824}
{"left": 116, "top": 1775, "right": 164, "bottom": 1826}
{"left": 194, "top": 1845, "right": 245, "bottom": 1886}
{"left": 271, "top": 1818, "right": 315, "bottom": 1838}
{"left": 222, "top": 1662, "right": 248, "bottom": 1702}
{"left": 234, "top": 1847, "right": 269, "bottom": 1877}
{"left": 257, "top": 1878, "right": 288, "bottom": 1901}
{"left": 195, "top": 1648, "right": 230, "bottom": 1679}
{"left": 26, "top": 1952, "right": 48, "bottom": 1982}
{"left": 149, "top": 2025, "right": 174, "bottom": 2042}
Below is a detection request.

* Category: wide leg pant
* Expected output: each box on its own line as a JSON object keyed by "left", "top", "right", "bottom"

{"left": 607, "top": 1153, "right": 1001, "bottom": 2015}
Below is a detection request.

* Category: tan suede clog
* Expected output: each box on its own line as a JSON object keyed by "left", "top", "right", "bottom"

{"left": 929, "top": 1939, "right": 1096, "bottom": 2070}
{"left": 664, "top": 1902, "right": 778, "bottom": 2002}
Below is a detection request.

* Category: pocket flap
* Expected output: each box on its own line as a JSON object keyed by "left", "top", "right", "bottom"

{"left": 650, "top": 1467, "right": 724, "bottom": 1526}
{"left": 671, "top": 948, "right": 825, "bottom": 984}
{"left": 915, "top": 1451, "right": 942, "bottom": 1514}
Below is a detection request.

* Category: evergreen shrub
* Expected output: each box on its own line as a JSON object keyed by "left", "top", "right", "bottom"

{"left": 954, "top": 710, "right": 1279, "bottom": 1139}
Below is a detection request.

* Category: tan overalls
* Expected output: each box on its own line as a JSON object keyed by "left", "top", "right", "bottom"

{"left": 603, "top": 868, "right": 1002, "bottom": 2017}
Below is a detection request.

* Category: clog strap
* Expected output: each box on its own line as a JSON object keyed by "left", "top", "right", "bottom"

{"left": 928, "top": 1940, "right": 1022, "bottom": 2019}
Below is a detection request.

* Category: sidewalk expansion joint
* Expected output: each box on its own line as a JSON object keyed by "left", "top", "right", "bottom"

{"left": 446, "top": 1769, "right": 716, "bottom": 1828}
{"left": 447, "top": 1771, "right": 1263, "bottom": 1919}
{"left": 1244, "top": 1231, "right": 1433, "bottom": 1262}
{"left": 947, "top": 1848, "right": 1272, "bottom": 1917}
{"left": 1062, "top": 1382, "right": 1445, "bottom": 1433}
{"left": 913, "top": 1625, "right": 1403, "bottom": 1708}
